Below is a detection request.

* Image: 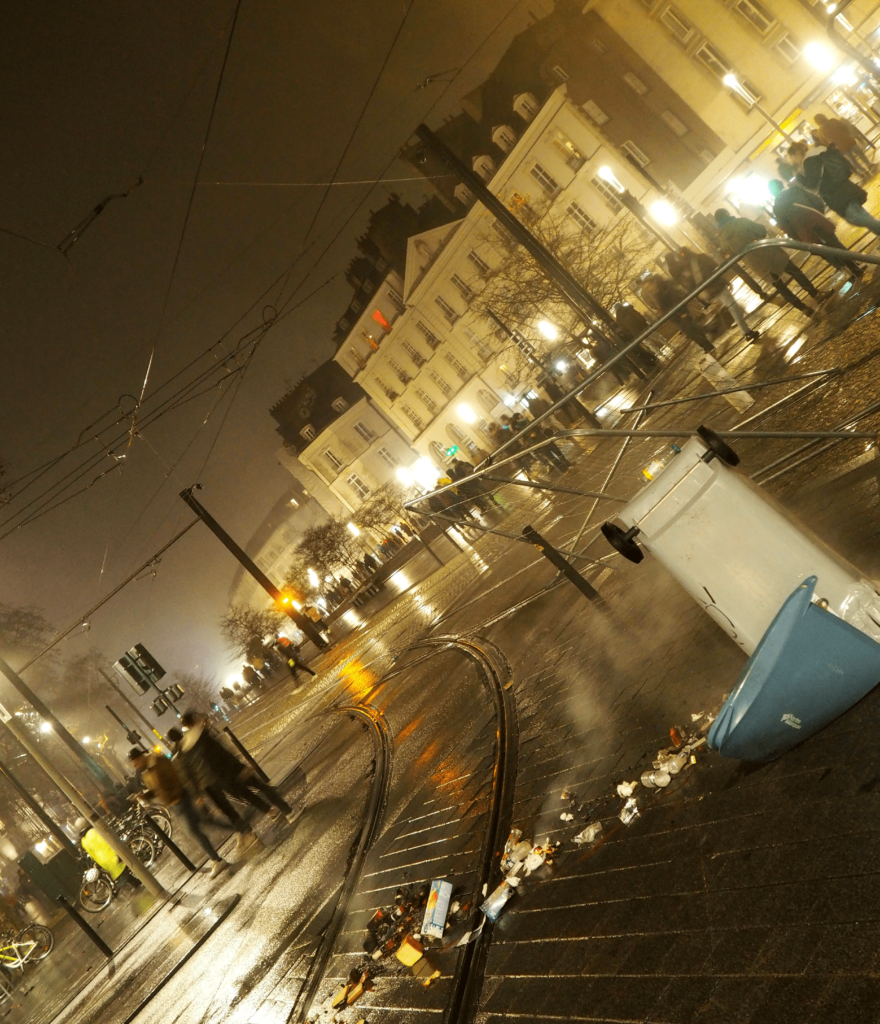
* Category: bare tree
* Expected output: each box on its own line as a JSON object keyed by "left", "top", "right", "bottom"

{"left": 294, "top": 518, "right": 363, "bottom": 581}
{"left": 471, "top": 198, "right": 659, "bottom": 389}
{"left": 219, "top": 605, "right": 285, "bottom": 661}
{"left": 353, "top": 482, "right": 422, "bottom": 538}
{"left": 169, "top": 670, "right": 221, "bottom": 715}
{"left": 0, "top": 603, "right": 53, "bottom": 662}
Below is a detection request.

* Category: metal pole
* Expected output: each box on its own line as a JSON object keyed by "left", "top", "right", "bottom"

{"left": 621, "top": 368, "right": 840, "bottom": 412}
{"left": 98, "top": 669, "right": 168, "bottom": 751}
{"left": 0, "top": 660, "right": 166, "bottom": 898}
{"left": 522, "top": 526, "right": 602, "bottom": 601}
{"left": 180, "top": 487, "right": 328, "bottom": 649}
{"left": 752, "top": 101, "right": 796, "bottom": 143}
{"left": 223, "top": 726, "right": 269, "bottom": 782}
{"left": 481, "top": 475, "right": 626, "bottom": 501}
{"left": 619, "top": 190, "right": 679, "bottom": 251}
{"left": 57, "top": 896, "right": 113, "bottom": 958}
{"left": 104, "top": 704, "right": 146, "bottom": 751}
{"left": 142, "top": 813, "right": 196, "bottom": 872}
{"left": 0, "top": 655, "right": 115, "bottom": 796}
{"left": 0, "top": 756, "right": 76, "bottom": 852}
{"left": 414, "top": 123, "right": 621, "bottom": 335}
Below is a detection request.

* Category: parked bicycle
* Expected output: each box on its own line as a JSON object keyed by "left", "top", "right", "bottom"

{"left": 0, "top": 925, "right": 54, "bottom": 969}
{"left": 113, "top": 801, "right": 172, "bottom": 867}
{"left": 79, "top": 866, "right": 119, "bottom": 914}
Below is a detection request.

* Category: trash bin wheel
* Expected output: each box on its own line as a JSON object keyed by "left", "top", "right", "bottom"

{"left": 601, "top": 523, "right": 644, "bottom": 563}
{"left": 697, "top": 425, "right": 740, "bottom": 466}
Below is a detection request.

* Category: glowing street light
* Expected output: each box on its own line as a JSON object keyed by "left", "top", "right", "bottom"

{"left": 722, "top": 74, "right": 795, "bottom": 142}
{"left": 412, "top": 457, "right": 441, "bottom": 489}
{"left": 555, "top": 360, "right": 569, "bottom": 372}
{"left": 649, "top": 200, "right": 678, "bottom": 227}
{"left": 346, "top": 522, "right": 360, "bottom": 536}
{"left": 82, "top": 736, "right": 91, "bottom": 744}
{"left": 803, "top": 41, "right": 835, "bottom": 73}
{"left": 396, "top": 466, "right": 415, "bottom": 487}
{"left": 597, "top": 165, "right": 624, "bottom": 193}
{"left": 537, "top": 320, "right": 559, "bottom": 341}
{"left": 456, "top": 402, "right": 477, "bottom": 424}
{"left": 727, "top": 175, "right": 771, "bottom": 208}
{"left": 832, "top": 64, "right": 858, "bottom": 86}
{"left": 39, "top": 722, "right": 52, "bottom": 734}
{"left": 307, "top": 567, "right": 320, "bottom": 587}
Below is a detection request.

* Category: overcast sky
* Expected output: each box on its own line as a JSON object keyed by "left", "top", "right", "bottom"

{"left": 0, "top": 0, "right": 554, "bottom": 689}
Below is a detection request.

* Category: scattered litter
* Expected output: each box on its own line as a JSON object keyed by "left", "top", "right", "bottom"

{"left": 481, "top": 878, "right": 517, "bottom": 922}
{"left": 573, "top": 822, "right": 603, "bottom": 845}
{"left": 641, "top": 768, "right": 671, "bottom": 789}
{"left": 560, "top": 812, "right": 574, "bottom": 821}
{"left": 669, "top": 725, "right": 686, "bottom": 748}
{"left": 561, "top": 788, "right": 572, "bottom": 800}
{"left": 422, "top": 879, "right": 453, "bottom": 939}
{"left": 619, "top": 797, "right": 640, "bottom": 825}
{"left": 395, "top": 934, "right": 424, "bottom": 966}
{"left": 616, "top": 781, "right": 637, "bottom": 798}
{"left": 331, "top": 967, "right": 373, "bottom": 1008}
{"left": 363, "top": 883, "right": 432, "bottom": 960}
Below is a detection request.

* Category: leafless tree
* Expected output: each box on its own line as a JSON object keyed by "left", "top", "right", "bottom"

{"left": 170, "top": 670, "right": 221, "bottom": 716}
{"left": 293, "top": 518, "right": 363, "bottom": 581}
{"left": 219, "top": 605, "right": 285, "bottom": 661}
{"left": 353, "top": 482, "right": 423, "bottom": 538}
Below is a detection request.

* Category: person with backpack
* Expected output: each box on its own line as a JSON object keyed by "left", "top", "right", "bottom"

{"left": 767, "top": 179, "right": 863, "bottom": 277}
{"left": 786, "top": 141, "right": 880, "bottom": 235}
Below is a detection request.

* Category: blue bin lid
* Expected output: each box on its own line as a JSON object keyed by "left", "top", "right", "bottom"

{"left": 708, "top": 576, "right": 880, "bottom": 761}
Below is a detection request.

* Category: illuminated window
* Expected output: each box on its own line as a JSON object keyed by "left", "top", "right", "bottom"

{"left": 551, "top": 130, "right": 586, "bottom": 171}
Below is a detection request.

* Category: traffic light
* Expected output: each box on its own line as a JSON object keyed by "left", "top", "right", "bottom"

{"left": 152, "top": 696, "right": 169, "bottom": 716}
{"left": 114, "top": 644, "right": 165, "bottom": 695}
{"left": 167, "top": 684, "right": 184, "bottom": 702}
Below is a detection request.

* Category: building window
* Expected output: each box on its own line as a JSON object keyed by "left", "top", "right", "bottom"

{"left": 435, "top": 295, "right": 459, "bottom": 325}
{"left": 477, "top": 388, "right": 498, "bottom": 413}
{"left": 415, "top": 387, "right": 439, "bottom": 415}
{"left": 621, "top": 140, "right": 651, "bottom": 168}
{"left": 551, "top": 130, "right": 586, "bottom": 171}
{"left": 429, "top": 371, "right": 453, "bottom": 397}
{"left": 529, "top": 162, "right": 561, "bottom": 197}
{"left": 773, "top": 33, "right": 800, "bottom": 65}
{"left": 300, "top": 424, "right": 316, "bottom": 442}
{"left": 376, "top": 257, "right": 388, "bottom": 271}
{"left": 658, "top": 5, "right": 695, "bottom": 45}
{"left": 492, "top": 124, "right": 518, "bottom": 152}
{"left": 450, "top": 273, "right": 475, "bottom": 302}
{"left": 699, "top": 148, "right": 715, "bottom": 165}
{"left": 444, "top": 353, "right": 470, "bottom": 380}
{"left": 324, "top": 449, "right": 344, "bottom": 473}
{"left": 386, "top": 287, "right": 405, "bottom": 313}
{"left": 462, "top": 326, "right": 492, "bottom": 361}
{"left": 454, "top": 183, "right": 475, "bottom": 206}
{"left": 582, "top": 100, "right": 609, "bottom": 126}
{"left": 622, "top": 72, "right": 648, "bottom": 95}
{"left": 732, "top": 0, "right": 775, "bottom": 35}
{"left": 346, "top": 473, "right": 371, "bottom": 501}
{"left": 353, "top": 420, "right": 376, "bottom": 442}
{"left": 472, "top": 154, "right": 496, "bottom": 181}
{"left": 513, "top": 92, "right": 539, "bottom": 121}
{"left": 351, "top": 298, "right": 363, "bottom": 314}
{"left": 375, "top": 377, "right": 398, "bottom": 401}
{"left": 416, "top": 321, "right": 442, "bottom": 349}
{"left": 402, "top": 340, "right": 426, "bottom": 367}
{"left": 591, "top": 37, "right": 609, "bottom": 53}
{"left": 733, "top": 78, "right": 763, "bottom": 105}
{"left": 661, "top": 109, "right": 688, "bottom": 137}
{"left": 591, "top": 175, "right": 624, "bottom": 215}
{"left": 552, "top": 64, "right": 570, "bottom": 82}
{"left": 331, "top": 397, "right": 349, "bottom": 413}
{"left": 347, "top": 346, "right": 367, "bottom": 371}
{"left": 693, "top": 41, "right": 732, "bottom": 83}
{"left": 377, "top": 446, "right": 398, "bottom": 467}
{"left": 401, "top": 404, "right": 425, "bottom": 431}
{"left": 566, "top": 201, "right": 598, "bottom": 235}
{"left": 389, "top": 358, "right": 411, "bottom": 384}
{"left": 430, "top": 440, "right": 448, "bottom": 462}
{"left": 467, "top": 250, "right": 490, "bottom": 275}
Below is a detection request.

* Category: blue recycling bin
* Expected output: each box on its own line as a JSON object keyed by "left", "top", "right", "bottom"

{"left": 708, "top": 576, "right": 880, "bottom": 761}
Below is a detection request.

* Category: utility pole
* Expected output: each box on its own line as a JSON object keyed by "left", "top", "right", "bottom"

{"left": 98, "top": 667, "right": 168, "bottom": 751}
{"left": 414, "top": 123, "right": 623, "bottom": 340}
{"left": 180, "top": 487, "right": 329, "bottom": 649}
{"left": 0, "top": 655, "right": 115, "bottom": 797}
{"left": 0, "top": 661, "right": 166, "bottom": 898}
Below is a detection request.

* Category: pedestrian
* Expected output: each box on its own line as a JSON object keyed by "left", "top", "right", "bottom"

{"left": 276, "top": 637, "right": 316, "bottom": 680}
{"left": 611, "top": 302, "right": 660, "bottom": 373}
{"left": 787, "top": 140, "right": 880, "bottom": 235}
{"left": 813, "top": 113, "right": 873, "bottom": 175}
{"left": 639, "top": 272, "right": 716, "bottom": 352}
{"left": 714, "top": 208, "right": 824, "bottom": 316}
{"left": 242, "top": 664, "right": 260, "bottom": 690}
{"left": 666, "top": 248, "right": 759, "bottom": 343}
{"left": 128, "top": 747, "right": 229, "bottom": 878}
{"left": 180, "top": 711, "right": 300, "bottom": 848}
{"left": 767, "top": 179, "right": 863, "bottom": 277}
{"left": 75, "top": 818, "right": 141, "bottom": 888}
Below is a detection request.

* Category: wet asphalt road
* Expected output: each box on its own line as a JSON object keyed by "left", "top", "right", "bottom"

{"left": 25, "top": 261, "right": 880, "bottom": 1024}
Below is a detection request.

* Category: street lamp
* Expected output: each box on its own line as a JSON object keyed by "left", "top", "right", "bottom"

{"left": 456, "top": 402, "right": 477, "bottom": 424}
{"left": 39, "top": 722, "right": 51, "bottom": 734}
{"left": 307, "top": 567, "right": 320, "bottom": 588}
{"left": 346, "top": 522, "right": 360, "bottom": 536}
{"left": 649, "top": 200, "right": 678, "bottom": 227}
{"left": 722, "top": 74, "right": 795, "bottom": 143}
{"left": 803, "top": 41, "right": 836, "bottom": 73}
{"left": 396, "top": 466, "right": 415, "bottom": 487}
{"left": 597, "top": 166, "right": 680, "bottom": 251}
{"left": 537, "top": 320, "right": 559, "bottom": 341}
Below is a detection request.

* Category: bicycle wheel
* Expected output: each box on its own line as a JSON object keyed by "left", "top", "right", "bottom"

{"left": 144, "top": 807, "right": 173, "bottom": 839}
{"left": 128, "top": 834, "right": 156, "bottom": 866}
{"left": 80, "top": 875, "right": 113, "bottom": 913}
{"left": 17, "top": 925, "right": 53, "bottom": 961}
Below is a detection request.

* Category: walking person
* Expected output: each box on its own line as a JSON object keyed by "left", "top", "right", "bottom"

{"left": 127, "top": 747, "right": 229, "bottom": 878}
{"left": 639, "top": 273, "right": 716, "bottom": 353}
{"left": 787, "top": 140, "right": 880, "bottom": 236}
{"left": 813, "top": 113, "right": 874, "bottom": 176}
{"left": 768, "top": 179, "right": 864, "bottom": 277}
{"left": 666, "top": 247, "right": 760, "bottom": 343}
{"left": 714, "top": 208, "right": 824, "bottom": 316}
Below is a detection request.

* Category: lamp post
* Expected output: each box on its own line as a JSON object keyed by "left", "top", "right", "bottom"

{"left": 722, "top": 74, "right": 796, "bottom": 143}
{"left": 596, "top": 167, "right": 680, "bottom": 251}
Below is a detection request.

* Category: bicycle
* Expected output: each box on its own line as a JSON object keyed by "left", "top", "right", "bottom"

{"left": 0, "top": 925, "right": 54, "bottom": 969}
{"left": 79, "top": 866, "right": 117, "bottom": 913}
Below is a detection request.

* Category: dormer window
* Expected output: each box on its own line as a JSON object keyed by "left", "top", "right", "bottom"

{"left": 513, "top": 92, "right": 539, "bottom": 122}
{"left": 300, "top": 424, "right": 316, "bottom": 441}
{"left": 332, "top": 397, "right": 349, "bottom": 413}
{"left": 472, "top": 154, "right": 496, "bottom": 180}
{"left": 454, "top": 183, "right": 475, "bottom": 206}
{"left": 492, "top": 125, "right": 517, "bottom": 153}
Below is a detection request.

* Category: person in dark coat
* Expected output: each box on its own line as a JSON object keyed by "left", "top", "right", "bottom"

{"left": 612, "top": 303, "right": 660, "bottom": 373}
{"left": 768, "top": 179, "right": 863, "bottom": 277}
{"left": 666, "top": 248, "right": 759, "bottom": 343}
{"left": 813, "top": 113, "right": 873, "bottom": 175}
{"left": 639, "top": 273, "right": 715, "bottom": 352}
{"left": 787, "top": 141, "right": 880, "bottom": 234}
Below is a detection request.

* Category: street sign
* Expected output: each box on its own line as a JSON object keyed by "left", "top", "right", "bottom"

{"left": 115, "top": 644, "right": 165, "bottom": 695}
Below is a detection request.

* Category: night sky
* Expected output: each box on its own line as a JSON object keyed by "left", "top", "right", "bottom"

{"left": 0, "top": 0, "right": 551, "bottom": 686}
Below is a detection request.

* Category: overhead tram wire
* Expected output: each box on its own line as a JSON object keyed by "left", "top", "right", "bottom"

{"left": 0, "top": 0, "right": 528, "bottom": 541}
